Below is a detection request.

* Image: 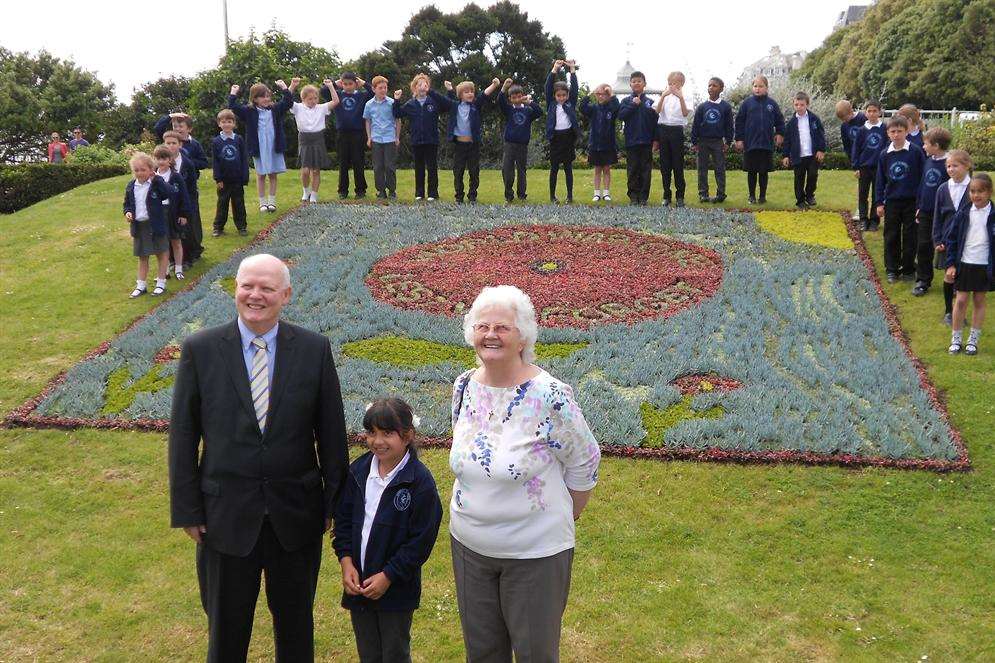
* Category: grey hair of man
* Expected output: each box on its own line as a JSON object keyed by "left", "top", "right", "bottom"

{"left": 462, "top": 285, "right": 539, "bottom": 364}
{"left": 236, "top": 253, "right": 291, "bottom": 288}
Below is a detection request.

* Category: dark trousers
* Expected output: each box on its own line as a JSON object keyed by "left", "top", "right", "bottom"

{"left": 857, "top": 168, "right": 877, "bottom": 224}
{"left": 214, "top": 181, "right": 246, "bottom": 232}
{"left": 349, "top": 610, "right": 413, "bottom": 663}
{"left": 884, "top": 198, "right": 917, "bottom": 275}
{"left": 337, "top": 130, "right": 368, "bottom": 196}
{"left": 412, "top": 143, "right": 439, "bottom": 198}
{"left": 655, "top": 125, "right": 686, "bottom": 201}
{"left": 196, "top": 519, "right": 322, "bottom": 663}
{"left": 916, "top": 212, "right": 936, "bottom": 285}
{"left": 793, "top": 157, "right": 819, "bottom": 204}
{"left": 502, "top": 142, "right": 529, "bottom": 200}
{"left": 696, "top": 137, "right": 726, "bottom": 197}
{"left": 453, "top": 141, "right": 481, "bottom": 202}
{"left": 626, "top": 144, "right": 653, "bottom": 204}
{"left": 182, "top": 194, "right": 203, "bottom": 261}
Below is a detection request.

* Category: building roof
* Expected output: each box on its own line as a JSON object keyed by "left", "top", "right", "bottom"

{"left": 612, "top": 60, "right": 663, "bottom": 96}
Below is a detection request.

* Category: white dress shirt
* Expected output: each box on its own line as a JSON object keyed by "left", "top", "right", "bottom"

{"left": 290, "top": 101, "right": 333, "bottom": 133}
{"left": 361, "top": 451, "right": 411, "bottom": 568}
{"left": 796, "top": 112, "right": 813, "bottom": 157}
{"left": 133, "top": 179, "right": 151, "bottom": 220}
{"left": 554, "top": 104, "right": 571, "bottom": 130}
{"left": 948, "top": 177, "right": 970, "bottom": 209}
{"left": 962, "top": 203, "right": 992, "bottom": 265}
{"left": 657, "top": 94, "right": 687, "bottom": 127}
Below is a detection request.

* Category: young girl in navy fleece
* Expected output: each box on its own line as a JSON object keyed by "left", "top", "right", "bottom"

{"left": 734, "top": 75, "right": 784, "bottom": 204}
{"left": 334, "top": 398, "right": 442, "bottom": 663}
{"left": 228, "top": 80, "right": 296, "bottom": 213}
{"left": 580, "top": 83, "right": 620, "bottom": 202}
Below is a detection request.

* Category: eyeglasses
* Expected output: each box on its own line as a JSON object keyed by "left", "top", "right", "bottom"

{"left": 472, "top": 323, "right": 515, "bottom": 335}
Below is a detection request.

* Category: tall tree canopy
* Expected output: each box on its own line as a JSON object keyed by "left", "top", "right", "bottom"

{"left": 796, "top": 0, "right": 994, "bottom": 108}
{"left": 0, "top": 48, "right": 116, "bottom": 162}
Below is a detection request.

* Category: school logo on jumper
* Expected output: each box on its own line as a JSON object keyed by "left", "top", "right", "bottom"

{"left": 924, "top": 169, "right": 943, "bottom": 187}
{"left": 849, "top": 126, "right": 861, "bottom": 140}
{"left": 393, "top": 488, "right": 411, "bottom": 511}
{"left": 341, "top": 97, "right": 356, "bottom": 111}
{"left": 867, "top": 133, "right": 883, "bottom": 148}
{"left": 889, "top": 161, "right": 910, "bottom": 180}
{"left": 644, "top": 99, "right": 652, "bottom": 108}
{"left": 513, "top": 112, "right": 527, "bottom": 125}
{"left": 766, "top": 104, "right": 774, "bottom": 112}
{"left": 222, "top": 144, "right": 238, "bottom": 161}
{"left": 426, "top": 104, "right": 435, "bottom": 113}
{"left": 704, "top": 108, "right": 721, "bottom": 124}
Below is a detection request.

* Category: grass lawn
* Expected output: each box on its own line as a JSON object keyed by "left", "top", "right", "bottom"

{"left": 1, "top": 169, "right": 993, "bottom": 661}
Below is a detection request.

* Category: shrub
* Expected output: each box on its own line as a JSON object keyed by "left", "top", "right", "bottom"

{"left": 66, "top": 144, "right": 128, "bottom": 166}
{"left": 0, "top": 163, "right": 128, "bottom": 214}
{"left": 957, "top": 107, "right": 995, "bottom": 161}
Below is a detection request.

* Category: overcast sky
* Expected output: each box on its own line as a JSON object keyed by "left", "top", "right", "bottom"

{"left": 4, "top": 0, "right": 864, "bottom": 102}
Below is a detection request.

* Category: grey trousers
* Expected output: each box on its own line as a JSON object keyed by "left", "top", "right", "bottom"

{"left": 451, "top": 536, "right": 573, "bottom": 663}
{"left": 371, "top": 142, "right": 398, "bottom": 195}
{"left": 696, "top": 137, "right": 727, "bottom": 197}
{"left": 349, "top": 609, "right": 413, "bottom": 663}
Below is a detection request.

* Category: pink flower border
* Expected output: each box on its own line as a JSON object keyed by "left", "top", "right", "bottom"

{"left": 3, "top": 210, "right": 970, "bottom": 472}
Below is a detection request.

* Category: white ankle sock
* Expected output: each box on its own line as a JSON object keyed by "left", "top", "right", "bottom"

{"left": 259, "top": 196, "right": 267, "bottom": 206}
{"left": 968, "top": 328, "right": 981, "bottom": 344}
{"left": 268, "top": 195, "right": 275, "bottom": 205}
{"left": 951, "top": 330, "right": 963, "bottom": 344}
{"left": 136, "top": 279, "right": 147, "bottom": 290}
{"left": 309, "top": 191, "right": 318, "bottom": 202}
{"left": 303, "top": 187, "right": 310, "bottom": 197}
{"left": 155, "top": 278, "right": 166, "bottom": 288}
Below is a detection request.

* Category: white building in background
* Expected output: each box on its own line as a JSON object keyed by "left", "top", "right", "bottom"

{"left": 611, "top": 60, "right": 663, "bottom": 97}
{"left": 735, "top": 46, "right": 807, "bottom": 90}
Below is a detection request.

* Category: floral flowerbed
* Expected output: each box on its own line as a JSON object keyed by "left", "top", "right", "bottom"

{"left": 6, "top": 204, "right": 968, "bottom": 470}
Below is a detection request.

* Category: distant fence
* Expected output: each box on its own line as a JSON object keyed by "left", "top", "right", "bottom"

{"left": 885, "top": 108, "right": 982, "bottom": 125}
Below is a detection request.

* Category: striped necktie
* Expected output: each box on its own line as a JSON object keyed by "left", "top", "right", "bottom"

{"left": 250, "top": 337, "right": 269, "bottom": 433}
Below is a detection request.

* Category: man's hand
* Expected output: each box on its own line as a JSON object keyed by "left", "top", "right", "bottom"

{"left": 230, "top": 84, "right": 240, "bottom": 96}
{"left": 184, "top": 525, "right": 206, "bottom": 543}
{"left": 360, "top": 571, "right": 391, "bottom": 600}
{"left": 340, "top": 557, "right": 361, "bottom": 595}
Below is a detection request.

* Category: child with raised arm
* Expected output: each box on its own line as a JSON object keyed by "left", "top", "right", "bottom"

{"left": 618, "top": 71, "right": 658, "bottom": 205}
{"left": 851, "top": 101, "right": 886, "bottom": 231}
{"left": 334, "top": 398, "right": 442, "bottom": 663}
{"left": 445, "top": 78, "right": 500, "bottom": 203}
{"left": 228, "top": 80, "right": 296, "bottom": 212}
{"left": 290, "top": 78, "right": 339, "bottom": 203}
{"left": 781, "top": 92, "right": 827, "bottom": 209}
{"left": 497, "top": 78, "right": 543, "bottom": 202}
{"left": 654, "top": 71, "right": 691, "bottom": 207}
{"left": 544, "top": 59, "right": 579, "bottom": 203}
{"left": 328, "top": 73, "right": 373, "bottom": 199}
{"left": 364, "top": 76, "right": 400, "bottom": 199}
{"left": 944, "top": 174, "right": 994, "bottom": 355}
{"left": 933, "top": 150, "right": 973, "bottom": 324}
{"left": 734, "top": 75, "right": 784, "bottom": 205}
{"left": 690, "top": 77, "right": 734, "bottom": 203}
{"left": 124, "top": 152, "right": 173, "bottom": 298}
{"left": 912, "top": 127, "right": 952, "bottom": 296}
{"left": 580, "top": 84, "right": 620, "bottom": 202}
{"left": 393, "top": 74, "right": 453, "bottom": 201}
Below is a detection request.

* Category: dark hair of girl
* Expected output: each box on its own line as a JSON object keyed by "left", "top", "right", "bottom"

{"left": 363, "top": 397, "right": 418, "bottom": 456}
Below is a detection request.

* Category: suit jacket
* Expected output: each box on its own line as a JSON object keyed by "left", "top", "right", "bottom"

{"left": 169, "top": 320, "right": 349, "bottom": 557}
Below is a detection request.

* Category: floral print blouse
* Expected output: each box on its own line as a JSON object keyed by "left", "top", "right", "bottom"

{"left": 448, "top": 368, "right": 601, "bottom": 559}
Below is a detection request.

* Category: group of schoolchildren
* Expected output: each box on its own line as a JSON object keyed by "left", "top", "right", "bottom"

{"left": 123, "top": 65, "right": 992, "bottom": 355}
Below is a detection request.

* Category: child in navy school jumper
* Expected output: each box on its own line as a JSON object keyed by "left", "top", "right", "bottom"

{"left": 393, "top": 73, "right": 452, "bottom": 201}
{"left": 876, "top": 115, "right": 927, "bottom": 282}
{"left": 580, "top": 83, "right": 620, "bottom": 202}
{"left": 781, "top": 92, "right": 827, "bottom": 209}
{"left": 544, "top": 59, "right": 579, "bottom": 203}
{"left": 851, "top": 101, "right": 886, "bottom": 231}
{"left": 211, "top": 109, "right": 249, "bottom": 236}
{"left": 154, "top": 113, "right": 208, "bottom": 263}
{"left": 124, "top": 152, "right": 173, "bottom": 299}
{"left": 328, "top": 73, "right": 374, "bottom": 199}
{"left": 618, "top": 71, "right": 658, "bottom": 206}
{"left": 497, "top": 79, "right": 543, "bottom": 202}
{"left": 152, "top": 144, "right": 191, "bottom": 281}
{"left": 690, "top": 77, "right": 734, "bottom": 203}
{"left": 333, "top": 398, "right": 442, "bottom": 663}
{"left": 944, "top": 173, "right": 995, "bottom": 355}
{"left": 228, "top": 80, "right": 295, "bottom": 213}
{"left": 912, "top": 126, "right": 952, "bottom": 296}
{"left": 734, "top": 75, "right": 785, "bottom": 204}
{"left": 898, "top": 104, "right": 927, "bottom": 148}
{"left": 445, "top": 78, "right": 501, "bottom": 203}
{"left": 933, "top": 149, "right": 974, "bottom": 323}
{"left": 654, "top": 71, "right": 691, "bottom": 207}
{"left": 836, "top": 100, "right": 866, "bottom": 169}
{"left": 162, "top": 130, "right": 201, "bottom": 273}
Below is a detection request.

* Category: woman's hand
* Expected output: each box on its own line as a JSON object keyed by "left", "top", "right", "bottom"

{"left": 568, "top": 488, "right": 593, "bottom": 521}
{"left": 340, "top": 557, "right": 361, "bottom": 595}
{"left": 360, "top": 572, "right": 391, "bottom": 600}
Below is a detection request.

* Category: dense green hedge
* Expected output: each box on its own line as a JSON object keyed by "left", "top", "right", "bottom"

{"left": 0, "top": 164, "right": 129, "bottom": 214}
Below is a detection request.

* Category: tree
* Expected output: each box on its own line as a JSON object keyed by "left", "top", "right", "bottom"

{"left": 0, "top": 48, "right": 116, "bottom": 162}
{"left": 796, "top": 0, "right": 994, "bottom": 109}
{"left": 102, "top": 76, "right": 192, "bottom": 148}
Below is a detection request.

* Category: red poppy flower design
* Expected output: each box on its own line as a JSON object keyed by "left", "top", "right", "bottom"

{"left": 366, "top": 224, "right": 724, "bottom": 329}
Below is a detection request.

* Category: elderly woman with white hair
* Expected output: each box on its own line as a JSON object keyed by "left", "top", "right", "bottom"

{"left": 448, "top": 285, "right": 601, "bottom": 663}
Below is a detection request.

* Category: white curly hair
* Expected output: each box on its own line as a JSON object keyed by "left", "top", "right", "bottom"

{"left": 462, "top": 285, "right": 538, "bottom": 364}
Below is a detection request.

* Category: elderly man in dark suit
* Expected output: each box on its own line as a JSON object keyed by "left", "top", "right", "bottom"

{"left": 169, "top": 253, "right": 348, "bottom": 663}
